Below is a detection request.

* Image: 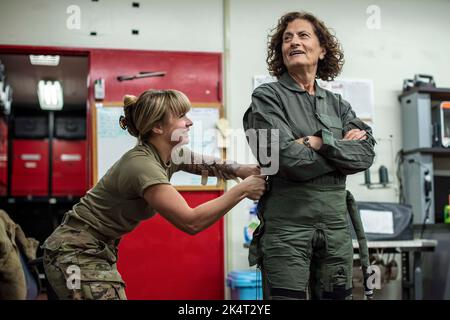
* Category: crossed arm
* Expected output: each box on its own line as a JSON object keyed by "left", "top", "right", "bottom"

{"left": 297, "top": 99, "right": 376, "bottom": 176}
{"left": 245, "top": 89, "right": 375, "bottom": 180}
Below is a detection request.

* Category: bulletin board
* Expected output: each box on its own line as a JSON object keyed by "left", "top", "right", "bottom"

{"left": 92, "top": 102, "right": 224, "bottom": 191}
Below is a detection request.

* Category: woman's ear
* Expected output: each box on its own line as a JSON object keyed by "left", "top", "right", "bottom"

{"left": 319, "top": 48, "right": 326, "bottom": 60}
{"left": 152, "top": 122, "right": 164, "bottom": 135}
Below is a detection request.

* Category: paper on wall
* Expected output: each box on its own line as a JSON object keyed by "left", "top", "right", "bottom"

{"left": 318, "top": 79, "right": 374, "bottom": 120}
{"left": 253, "top": 75, "right": 276, "bottom": 90}
{"left": 360, "top": 209, "right": 394, "bottom": 234}
{"left": 252, "top": 76, "right": 374, "bottom": 120}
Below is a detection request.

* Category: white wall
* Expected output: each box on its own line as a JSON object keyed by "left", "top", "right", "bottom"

{"left": 0, "top": 0, "right": 223, "bottom": 52}
{"left": 225, "top": 0, "right": 450, "bottom": 271}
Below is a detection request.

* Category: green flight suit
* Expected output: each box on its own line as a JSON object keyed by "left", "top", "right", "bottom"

{"left": 243, "top": 72, "right": 375, "bottom": 300}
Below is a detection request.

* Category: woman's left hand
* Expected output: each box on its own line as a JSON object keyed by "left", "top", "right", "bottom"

{"left": 235, "top": 164, "right": 261, "bottom": 179}
{"left": 343, "top": 129, "right": 367, "bottom": 141}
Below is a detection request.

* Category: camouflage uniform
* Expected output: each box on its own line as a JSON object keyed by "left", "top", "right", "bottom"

{"left": 42, "top": 143, "right": 239, "bottom": 300}
{"left": 0, "top": 209, "right": 39, "bottom": 299}
{"left": 43, "top": 221, "right": 125, "bottom": 300}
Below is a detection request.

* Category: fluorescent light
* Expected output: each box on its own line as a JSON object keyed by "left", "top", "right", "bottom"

{"left": 37, "top": 80, "right": 63, "bottom": 110}
{"left": 30, "top": 55, "right": 60, "bottom": 66}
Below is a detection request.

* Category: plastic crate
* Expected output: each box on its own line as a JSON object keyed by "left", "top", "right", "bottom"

{"left": 226, "top": 270, "right": 263, "bottom": 300}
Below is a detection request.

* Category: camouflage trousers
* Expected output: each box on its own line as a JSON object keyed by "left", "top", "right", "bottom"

{"left": 42, "top": 224, "right": 126, "bottom": 300}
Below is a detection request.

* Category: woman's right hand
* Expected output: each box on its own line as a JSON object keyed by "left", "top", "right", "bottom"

{"left": 239, "top": 175, "right": 266, "bottom": 200}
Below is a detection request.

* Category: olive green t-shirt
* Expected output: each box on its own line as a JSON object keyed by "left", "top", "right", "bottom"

{"left": 68, "top": 142, "right": 178, "bottom": 240}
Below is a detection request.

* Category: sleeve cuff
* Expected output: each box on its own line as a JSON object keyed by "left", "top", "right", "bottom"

{"left": 315, "top": 128, "right": 336, "bottom": 148}
{"left": 140, "top": 180, "right": 171, "bottom": 197}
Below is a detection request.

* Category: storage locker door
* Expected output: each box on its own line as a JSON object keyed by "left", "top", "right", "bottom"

{"left": 11, "top": 139, "right": 49, "bottom": 196}
{"left": 52, "top": 139, "right": 87, "bottom": 196}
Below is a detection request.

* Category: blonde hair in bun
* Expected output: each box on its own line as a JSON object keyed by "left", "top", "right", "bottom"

{"left": 122, "top": 94, "right": 140, "bottom": 138}
{"left": 121, "top": 90, "right": 191, "bottom": 142}
{"left": 123, "top": 94, "right": 137, "bottom": 107}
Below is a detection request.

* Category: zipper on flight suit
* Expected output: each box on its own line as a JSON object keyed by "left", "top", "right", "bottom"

{"left": 310, "top": 94, "right": 331, "bottom": 132}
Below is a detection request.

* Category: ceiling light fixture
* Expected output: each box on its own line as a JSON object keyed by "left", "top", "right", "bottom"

{"left": 29, "top": 55, "right": 60, "bottom": 66}
{"left": 37, "top": 80, "right": 63, "bottom": 110}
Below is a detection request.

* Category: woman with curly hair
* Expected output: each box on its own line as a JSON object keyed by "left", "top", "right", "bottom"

{"left": 243, "top": 12, "right": 376, "bottom": 299}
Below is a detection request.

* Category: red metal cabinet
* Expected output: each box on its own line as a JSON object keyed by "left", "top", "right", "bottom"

{"left": 11, "top": 139, "right": 49, "bottom": 196}
{"left": 52, "top": 139, "right": 87, "bottom": 197}
{"left": 117, "top": 191, "right": 224, "bottom": 300}
{"left": 89, "top": 50, "right": 222, "bottom": 103}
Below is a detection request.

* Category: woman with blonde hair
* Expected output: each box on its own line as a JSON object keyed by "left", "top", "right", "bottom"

{"left": 43, "top": 89, "right": 265, "bottom": 300}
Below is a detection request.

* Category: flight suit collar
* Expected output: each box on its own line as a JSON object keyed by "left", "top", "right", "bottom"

{"left": 278, "top": 72, "right": 326, "bottom": 98}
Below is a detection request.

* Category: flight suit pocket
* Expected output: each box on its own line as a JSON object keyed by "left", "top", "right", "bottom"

{"left": 322, "top": 265, "right": 353, "bottom": 296}
{"left": 316, "top": 114, "right": 343, "bottom": 139}
{"left": 328, "top": 116, "right": 343, "bottom": 139}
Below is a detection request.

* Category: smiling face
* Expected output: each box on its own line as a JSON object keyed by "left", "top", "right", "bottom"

{"left": 281, "top": 19, "right": 326, "bottom": 74}
{"left": 162, "top": 111, "right": 193, "bottom": 146}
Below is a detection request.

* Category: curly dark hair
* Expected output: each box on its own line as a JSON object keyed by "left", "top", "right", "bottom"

{"left": 267, "top": 11, "right": 344, "bottom": 81}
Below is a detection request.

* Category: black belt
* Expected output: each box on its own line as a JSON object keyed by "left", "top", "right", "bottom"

{"left": 61, "top": 214, "right": 113, "bottom": 244}
{"left": 271, "top": 175, "right": 346, "bottom": 191}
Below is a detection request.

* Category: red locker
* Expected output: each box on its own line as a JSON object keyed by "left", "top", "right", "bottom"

{"left": 52, "top": 139, "right": 87, "bottom": 196}
{"left": 11, "top": 139, "right": 49, "bottom": 196}
{"left": 118, "top": 191, "right": 224, "bottom": 300}
{"left": 0, "top": 119, "right": 7, "bottom": 196}
{"left": 90, "top": 50, "right": 222, "bottom": 103}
